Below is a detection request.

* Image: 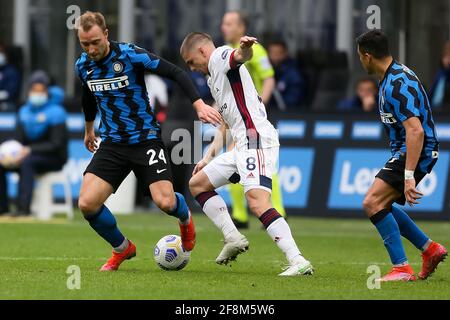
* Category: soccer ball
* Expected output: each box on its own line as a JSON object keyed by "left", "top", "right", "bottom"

{"left": 0, "top": 140, "right": 24, "bottom": 169}
{"left": 154, "top": 235, "right": 191, "bottom": 271}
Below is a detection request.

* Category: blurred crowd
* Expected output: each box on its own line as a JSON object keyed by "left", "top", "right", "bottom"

{"left": 2, "top": 11, "right": 450, "bottom": 215}
{"left": 2, "top": 15, "right": 450, "bottom": 117}
{"left": 0, "top": 70, "right": 68, "bottom": 216}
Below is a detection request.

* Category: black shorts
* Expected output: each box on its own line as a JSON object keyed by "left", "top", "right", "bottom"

{"left": 84, "top": 139, "right": 173, "bottom": 195}
{"left": 375, "top": 154, "right": 429, "bottom": 205}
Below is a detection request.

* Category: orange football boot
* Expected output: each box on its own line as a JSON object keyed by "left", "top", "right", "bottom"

{"left": 179, "top": 212, "right": 196, "bottom": 251}
{"left": 418, "top": 242, "right": 448, "bottom": 280}
{"left": 376, "top": 265, "right": 416, "bottom": 282}
{"left": 100, "top": 240, "right": 136, "bottom": 271}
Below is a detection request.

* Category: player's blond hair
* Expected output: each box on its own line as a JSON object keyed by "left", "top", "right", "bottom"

{"left": 77, "top": 11, "right": 107, "bottom": 32}
{"left": 180, "top": 32, "right": 214, "bottom": 56}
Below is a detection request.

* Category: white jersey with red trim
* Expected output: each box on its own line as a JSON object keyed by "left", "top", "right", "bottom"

{"left": 207, "top": 46, "right": 279, "bottom": 151}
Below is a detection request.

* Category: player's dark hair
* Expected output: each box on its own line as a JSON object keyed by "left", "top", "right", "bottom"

{"left": 356, "top": 30, "right": 390, "bottom": 59}
{"left": 180, "top": 32, "right": 214, "bottom": 55}
{"left": 77, "top": 11, "right": 107, "bottom": 32}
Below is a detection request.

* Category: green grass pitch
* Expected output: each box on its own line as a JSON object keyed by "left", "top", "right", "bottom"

{"left": 0, "top": 212, "right": 449, "bottom": 300}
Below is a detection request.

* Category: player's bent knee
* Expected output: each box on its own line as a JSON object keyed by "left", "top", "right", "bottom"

{"left": 78, "top": 196, "right": 102, "bottom": 215}
{"left": 362, "top": 194, "right": 383, "bottom": 217}
{"left": 248, "top": 203, "right": 270, "bottom": 216}
{"left": 362, "top": 196, "right": 374, "bottom": 214}
{"left": 154, "top": 194, "right": 177, "bottom": 213}
{"left": 188, "top": 176, "right": 199, "bottom": 194}
{"left": 246, "top": 196, "right": 271, "bottom": 217}
{"left": 189, "top": 175, "right": 211, "bottom": 197}
{"left": 248, "top": 203, "right": 262, "bottom": 216}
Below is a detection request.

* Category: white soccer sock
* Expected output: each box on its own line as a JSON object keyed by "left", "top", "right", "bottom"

{"left": 113, "top": 238, "right": 129, "bottom": 253}
{"left": 266, "top": 218, "right": 306, "bottom": 264}
{"left": 203, "top": 195, "right": 241, "bottom": 241}
{"left": 422, "top": 239, "right": 433, "bottom": 252}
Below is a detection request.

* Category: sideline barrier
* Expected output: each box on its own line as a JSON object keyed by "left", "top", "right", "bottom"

{"left": 1, "top": 111, "right": 449, "bottom": 219}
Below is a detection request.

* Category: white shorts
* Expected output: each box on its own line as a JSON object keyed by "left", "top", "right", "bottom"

{"left": 203, "top": 147, "right": 279, "bottom": 193}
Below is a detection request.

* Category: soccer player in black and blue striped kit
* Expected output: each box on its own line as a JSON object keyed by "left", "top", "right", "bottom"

{"left": 75, "top": 11, "right": 222, "bottom": 271}
{"left": 357, "top": 30, "right": 447, "bottom": 282}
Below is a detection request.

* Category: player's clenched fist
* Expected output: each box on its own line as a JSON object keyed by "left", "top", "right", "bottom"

{"left": 84, "top": 131, "right": 100, "bottom": 153}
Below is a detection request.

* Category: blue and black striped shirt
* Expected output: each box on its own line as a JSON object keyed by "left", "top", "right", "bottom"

{"left": 76, "top": 41, "right": 200, "bottom": 144}
{"left": 378, "top": 60, "right": 439, "bottom": 173}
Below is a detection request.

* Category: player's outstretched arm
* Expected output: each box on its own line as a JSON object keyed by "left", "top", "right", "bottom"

{"left": 403, "top": 117, "right": 424, "bottom": 206}
{"left": 232, "top": 36, "right": 258, "bottom": 65}
{"left": 193, "top": 121, "right": 228, "bottom": 175}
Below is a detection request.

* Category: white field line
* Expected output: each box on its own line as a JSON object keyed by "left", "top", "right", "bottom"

{"left": 0, "top": 256, "right": 422, "bottom": 266}
{"left": 0, "top": 257, "right": 111, "bottom": 261}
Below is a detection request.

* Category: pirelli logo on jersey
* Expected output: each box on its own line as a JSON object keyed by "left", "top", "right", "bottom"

{"left": 380, "top": 112, "right": 397, "bottom": 124}
{"left": 87, "top": 76, "right": 130, "bottom": 92}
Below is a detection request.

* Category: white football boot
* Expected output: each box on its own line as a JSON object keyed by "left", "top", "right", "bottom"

{"left": 279, "top": 257, "right": 314, "bottom": 276}
{"left": 215, "top": 234, "right": 249, "bottom": 265}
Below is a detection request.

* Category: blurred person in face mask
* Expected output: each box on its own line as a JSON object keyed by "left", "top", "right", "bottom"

{"left": 0, "top": 71, "right": 68, "bottom": 216}
{"left": 0, "top": 43, "right": 21, "bottom": 111}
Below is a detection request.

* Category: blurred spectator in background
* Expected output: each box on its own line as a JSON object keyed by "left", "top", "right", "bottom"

{"left": 268, "top": 40, "right": 306, "bottom": 109}
{"left": 430, "top": 41, "right": 450, "bottom": 110}
{"left": 0, "top": 43, "right": 21, "bottom": 112}
{"left": 221, "top": 11, "right": 275, "bottom": 104}
{"left": 0, "top": 71, "right": 68, "bottom": 216}
{"left": 337, "top": 77, "right": 378, "bottom": 113}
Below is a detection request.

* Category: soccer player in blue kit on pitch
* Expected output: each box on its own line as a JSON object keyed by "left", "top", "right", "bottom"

{"left": 75, "top": 11, "right": 222, "bottom": 271}
{"left": 357, "top": 30, "right": 447, "bottom": 282}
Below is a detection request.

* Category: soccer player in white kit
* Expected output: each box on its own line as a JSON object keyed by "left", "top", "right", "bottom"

{"left": 180, "top": 32, "right": 313, "bottom": 276}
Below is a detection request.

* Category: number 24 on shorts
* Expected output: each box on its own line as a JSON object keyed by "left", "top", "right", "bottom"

{"left": 147, "top": 148, "right": 167, "bottom": 166}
